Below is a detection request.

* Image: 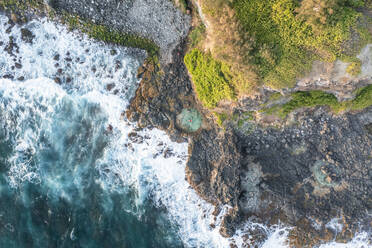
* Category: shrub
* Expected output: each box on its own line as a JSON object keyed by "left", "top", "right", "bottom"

{"left": 265, "top": 91, "right": 339, "bottom": 117}
{"left": 184, "top": 49, "right": 235, "bottom": 108}
{"left": 263, "top": 85, "right": 372, "bottom": 118}
{"left": 351, "top": 84, "right": 372, "bottom": 110}
{"left": 346, "top": 60, "right": 362, "bottom": 76}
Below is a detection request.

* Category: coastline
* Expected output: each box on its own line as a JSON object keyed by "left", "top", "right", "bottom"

{"left": 1, "top": 1, "right": 371, "bottom": 247}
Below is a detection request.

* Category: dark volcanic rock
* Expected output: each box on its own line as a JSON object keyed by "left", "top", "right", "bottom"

{"left": 186, "top": 128, "right": 242, "bottom": 206}
{"left": 126, "top": 40, "right": 196, "bottom": 142}
{"left": 124, "top": 19, "right": 371, "bottom": 244}
{"left": 20, "top": 28, "right": 35, "bottom": 44}
{"left": 231, "top": 107, "right": 372, "bottom": 245}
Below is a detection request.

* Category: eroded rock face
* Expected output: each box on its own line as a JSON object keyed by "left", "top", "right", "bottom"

{"left": 126, "top": 40, "right": 201, "bottom": 142}
{"left": 295, "top": 44, "right": 372, "bottom": 100}
{"left": 49, "top": 0, "right": 190, "bottom": 63}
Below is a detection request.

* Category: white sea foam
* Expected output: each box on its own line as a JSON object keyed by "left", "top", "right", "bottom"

{"left": 0, "top": 15, "right": 370, "bottom": 248}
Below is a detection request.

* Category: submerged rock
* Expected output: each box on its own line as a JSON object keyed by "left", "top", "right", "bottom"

{"left": 20, "top": 28, "right": 35, "bottom": 44}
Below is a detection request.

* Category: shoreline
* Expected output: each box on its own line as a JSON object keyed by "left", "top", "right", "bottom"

{"left": 1, "top": 1, "right": 371, "bottom": 247}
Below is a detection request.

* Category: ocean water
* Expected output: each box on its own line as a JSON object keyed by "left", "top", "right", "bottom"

{"left": 0, "top": 14, "right": 370, "bottom": 248}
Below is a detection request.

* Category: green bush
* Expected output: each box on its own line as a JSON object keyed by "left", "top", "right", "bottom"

{"left": 184, "top": 49, "right": 235, "bottom": 108}
{"left": 351, "top": 84, "right": 372, "bottom": 110}
{"left": 264, "top": 85, "right": 372, "bottom": 118}
{"left": 265, "top": 91, "right": 339, "bottom": 117}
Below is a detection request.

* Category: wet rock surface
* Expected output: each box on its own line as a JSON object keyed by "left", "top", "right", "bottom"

{"left": 49, "top": 0, "right": 190, "bottom": 63}
{"left": 126, "top": 40, "right": 199, "bottom": 142}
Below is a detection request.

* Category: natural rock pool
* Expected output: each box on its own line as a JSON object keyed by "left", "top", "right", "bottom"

{"left": 177, "top": 108, "right": 202, "bottom": 132}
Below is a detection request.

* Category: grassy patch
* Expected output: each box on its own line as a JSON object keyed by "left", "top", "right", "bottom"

{"left": 264, "top": 85, "right": 372, "bottom": 118}
{"left": 268, "top": 92, "right": 283, "bottom": 101}
{"left": 350, "top": 84, "right": 372, "bottom": 110}
{"left": 213, "top": 112, "right": 228, "bottom": 127}
{"left": 264, "top": 91, "right": 340, "bottom": 118}
{"left": 232, "top": 0, "right": 370, "bottom": 89}
{"left": 184, "top": 49, "right": 235, "bottom": 108}
{"left": 346, "top": 59, "right": 362, "bottom": 76}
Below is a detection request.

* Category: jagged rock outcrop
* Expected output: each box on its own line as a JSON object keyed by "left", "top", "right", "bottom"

{"left": 186, "top": 128, "right": 242, "bottom": 206}
{"left": 126, "top": 41, "right": 200, "bottom": 142}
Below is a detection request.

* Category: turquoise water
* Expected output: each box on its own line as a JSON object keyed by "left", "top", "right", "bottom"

{"left": 177, "top": 109, "right": 202, "bottom": 132}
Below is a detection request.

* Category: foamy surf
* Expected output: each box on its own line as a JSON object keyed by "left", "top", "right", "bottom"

{"left": 0, "top": 13, "right": 370, "bottom": 248}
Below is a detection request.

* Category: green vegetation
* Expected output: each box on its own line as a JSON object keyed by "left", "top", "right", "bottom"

{"left": 212, "top": 111, "right": 255, "bottom": 128}
{"left": 264, "top": 84, "right": 372, "bottom": 118}
{"left": 185, "top": 0, "right": 371, "bottom": 109}
{"left": 184, "top": 49, "right": 235, "bottom": 108}
{"left": 346, "top": 59, "right": 362, "bottom": 76}
{"left": 265, "top": 91, "right": 340, "bottom": 118}
{"left": 214, "top": 112, "right": 228, "bottom": 127}
{"left": 269, "top": 92, "right": 283, "bottom": 101}
{"left": 232, "top": 0, "right": 370, "bottom": 88}
{"left": 350, "top": 84, "right": 372, "bottom": 110}
{"left": 0, "top": 0, "right": 159, "bottom": 58}
{"left": 62, "top": 14, "right": 159, "bottom": 58}
{"left": 237, "top": 111, "right": 254, "bottom": 127}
